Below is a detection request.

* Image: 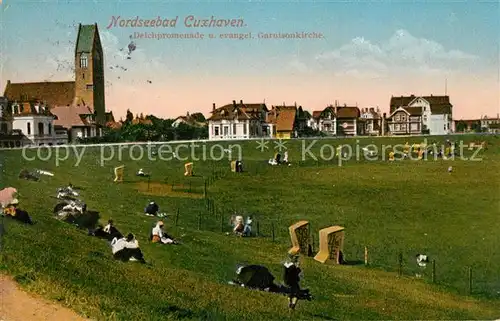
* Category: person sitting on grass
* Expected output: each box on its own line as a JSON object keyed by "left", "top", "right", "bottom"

{"left": 136, "top": 168, "right": 150, "bottom": 177}
{"left": 89, "top": 219, "right": 123, "bottom": 241}
{"left": 111, "top": 233, "right": 146, "bottom": 263}
{"left": 144, "top": 201, "right": 166, "bottom": 218}
{"left": 232, "top": 215, "right": 252, "bottom": 237}
{"left": 150, "top": 220, "right": 178, "bottom": 244}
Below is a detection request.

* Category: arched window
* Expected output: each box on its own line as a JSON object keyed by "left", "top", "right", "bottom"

{"left": 80, "top": 54, "right": 88, "bottom": 68}
{"left": 38, "top": 122, "right": 44, "bottom": 135}
{"left": 27, "top": 122, "right": 31, "bottom": 135}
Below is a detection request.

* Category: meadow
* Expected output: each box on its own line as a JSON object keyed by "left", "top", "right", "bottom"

{"left": 0, "top": 134, "right": 499, "bottom": 320}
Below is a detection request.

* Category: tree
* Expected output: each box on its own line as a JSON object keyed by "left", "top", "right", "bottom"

{"left": 125, "top": 109, "right": 134, "bottom": 124}
{"left": 190, "top": 112, "right": 206, "bottom": 122}
{"left": 471, "top": 121, "right": 482, "bottom": 133}
{"left": 455, "top": 120, "right": 467, "bottom": 132}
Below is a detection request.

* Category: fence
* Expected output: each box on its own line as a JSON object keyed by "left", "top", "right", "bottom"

{"left": 135, "top": 163, "right": 496, "bottom": 299}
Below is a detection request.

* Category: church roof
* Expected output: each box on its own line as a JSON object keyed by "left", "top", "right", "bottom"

{"left": 76, "top": 24, "right": 96, "bottom": 53}
{"left": 3, "top": 81, "right": 75, "bottom": 107}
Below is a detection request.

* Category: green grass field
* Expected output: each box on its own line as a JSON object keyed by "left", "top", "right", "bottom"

{"left": 1, "top": 135, "right": 499, "bottom": 320}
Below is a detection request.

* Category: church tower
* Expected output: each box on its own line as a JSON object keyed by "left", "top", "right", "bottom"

{"left": 74, "top": 23, "right": 106, "bottom": 125}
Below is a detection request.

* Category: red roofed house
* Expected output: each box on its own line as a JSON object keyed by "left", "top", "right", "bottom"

{"left": 208, "top": 100, "right": 268, "bottom": 140}
{"left": 388, "top": 94, "right": 453, "bottom": 135}
{"left": 3, "top": 23, "right": 114, "bottom": 143}
{"left": 336, "top": 105, "right": 365, "bottom": 136}
{"left": 266, "top": 104, "right": 297, "bottom": 139}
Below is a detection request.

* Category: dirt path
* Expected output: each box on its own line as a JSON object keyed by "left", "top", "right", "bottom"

{"left": 0, "top": 274, "right": 91, "bottom": 321}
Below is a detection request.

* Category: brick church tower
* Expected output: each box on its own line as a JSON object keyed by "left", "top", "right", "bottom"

{"left": 74, "top": 23, "right": 106, "bottom": 125}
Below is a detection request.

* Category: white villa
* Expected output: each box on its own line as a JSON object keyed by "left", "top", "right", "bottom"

{"left": 388, "top": 95, "right": 453, "bottom": 135}
{"left": 207, "top": 100, "right": 268, "bottom": 140}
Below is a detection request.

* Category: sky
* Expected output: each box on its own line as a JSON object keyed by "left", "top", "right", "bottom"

{"left": 0, "top": 0, "right": 499, "bottom": 120}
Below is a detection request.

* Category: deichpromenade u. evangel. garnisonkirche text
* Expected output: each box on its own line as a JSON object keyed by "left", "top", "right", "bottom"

{"left": 107, "top": 15, "right": 246, "bottom": 29}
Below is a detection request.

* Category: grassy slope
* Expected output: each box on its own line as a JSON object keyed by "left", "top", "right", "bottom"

{"left": 0, "top": 135, "right": 499, "bottom": 320}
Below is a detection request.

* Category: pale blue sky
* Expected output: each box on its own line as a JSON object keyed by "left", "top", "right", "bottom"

{"left": 2, "top": 0, "right": 498, "bottom": 73}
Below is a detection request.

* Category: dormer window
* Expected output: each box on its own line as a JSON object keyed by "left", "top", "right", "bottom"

{"left": 80, "top": 54, "right": 88, "bottom": 68}
{"left": 221, "top": 110, "right": 225, "bottom": 115}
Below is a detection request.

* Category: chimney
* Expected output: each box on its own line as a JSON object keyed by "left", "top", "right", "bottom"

{"left": 370, "top": 108, "right": 374, "bottom": 112}
{"left": 240, "top": 99, "right": 243, "bottom": 105}
{"left": 233, "top": 100, "right": 236, "bottom": 106}
{"left": 212, "top": 103, "right": 216, "bottom": 111}
{"left": 187, "top": 111, "right": 189, "bottom": 117}
{"left": 294, "top": 102, "right": 297, "bottom": 107}
{"left": 344, "top": 103, "right": 347, "bottom": 107}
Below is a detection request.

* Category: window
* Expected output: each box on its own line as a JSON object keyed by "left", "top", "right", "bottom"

{"left": 444, "top": 124, "right": 447, "bottom": 130}
{"left": 86, "top": 84, "right": 94, "bottom": 91}
{"left": 80, "top": 55, "right": 88, "bottom": 68}
{"left": 214, "top": 127, "right": 219, "bottom": 136}
{"left": 395, "top": 124, "right": 400, "bottom": 131}
{"left": 48, "top": 123, "right": 52, "bottom": 135}
{"left": 243, "top": 124, "right": 247, "bottom": 135}
{"left": 27, "top": 122, "right": 31, "bottom": 135}
{"left": 38, "top": 123, "right": 44, "bottom": 135}
{"left": 87, "top": 127, "right": 91, "bottom": 136}
{"left": 423, "top": 107, "right": 426, "bottom": 111}
{"left": 233, "top": 124, "right": 236, "bottom": 135}
{"left": 395, "top": 115, "right": 400, "bottom": 121}
{"left": 402, "top": 115, "right": 406, "bottom": 121}
{"left": 13, "top": 105, "right": 19, "bottom": 114}
{"left": 0, "top": 123, "right": 7, "bottom": 133}
{"left": 423, "top": 115, "right": 427, "bottom": 122}
{"left": 223, "top": 126, "right": 229, "bottom": 136}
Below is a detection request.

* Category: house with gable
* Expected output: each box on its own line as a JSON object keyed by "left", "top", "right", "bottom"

{"left": 335, "top": 105, "right": 364, "bottom": 136}
{"left": 3, "top": 23, "right": 114, "bottom": 143}
{"left": 266, "top": 104, "right": 297, "bottom": 139}
{"left": 388, "top": 94, "right": 453, "bottom": 135}
{"left": 208, "top": 100, "right": 268, "bottom": 140}
{"left": 311, "top": 106, "right": 337, "bottom": 134}
{"left": 360, "top": 107, "right": 382, "bottom": 135}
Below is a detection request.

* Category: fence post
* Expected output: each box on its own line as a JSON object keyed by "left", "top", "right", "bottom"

{"left": 468, "top": 267, "right": 473, "bottom": 295}
{"left": 175, "top": 208, "right": 179, "bottom": 226}
{"left": 271, "top": 223, "right": 275, "bottom": 242}
{"left": 364, "top": 247, "right": 368, "bottom": 266}
{"left": 398, "top": 253, "right": 403, "bottom": 276}
{"left": 256, "top": 221, "right": 260, "bottom": 236}
{"left": 432, "top": 260, "right": 436, "bottom": 283}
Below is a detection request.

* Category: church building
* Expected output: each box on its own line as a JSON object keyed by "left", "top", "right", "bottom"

{"left": 3, "top": 23, "right": 114, "bottom": 143}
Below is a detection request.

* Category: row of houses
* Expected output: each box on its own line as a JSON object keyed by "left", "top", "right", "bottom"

{"left": 206, "top": 94, "right": 463, "bottom": 140}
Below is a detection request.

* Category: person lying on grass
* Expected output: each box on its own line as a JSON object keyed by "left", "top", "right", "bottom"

{"left": 2, "top": 199, "right": 34, "bottom": 225}
{"left": 150, "top": 220, "right": 179, "bottom": 244}
{"left": 89, "top": 219, "right": 123, "bottom": 241}
{"left": 111, "top": 233, "right": 146, "bottom": 263}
